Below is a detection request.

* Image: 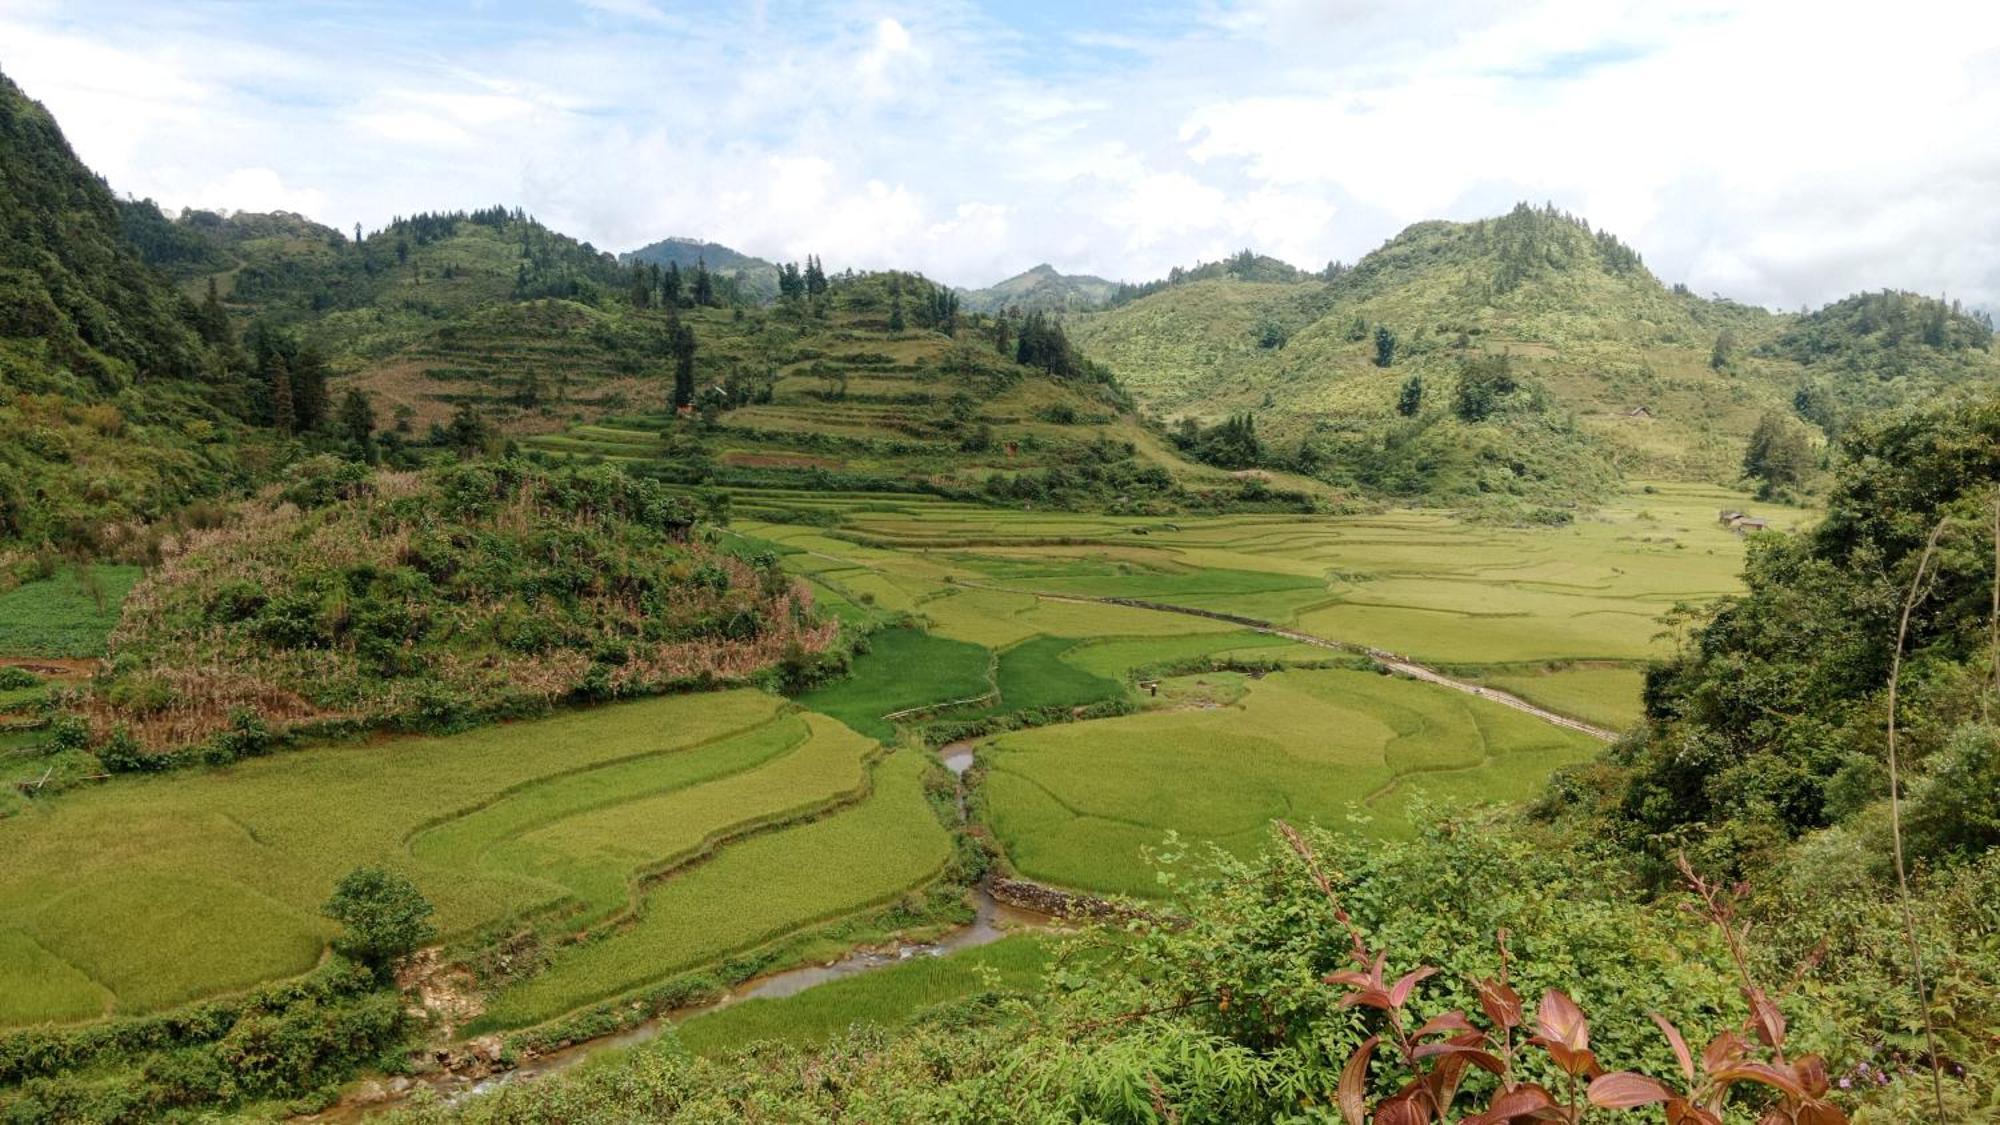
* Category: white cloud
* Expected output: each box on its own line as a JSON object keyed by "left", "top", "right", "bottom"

{"left": 3, "top": 0, "right": 1998, "bottom": 307}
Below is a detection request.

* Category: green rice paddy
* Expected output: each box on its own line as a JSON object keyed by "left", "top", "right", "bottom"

{"left": 979, "top": 667, "right": 1602, "bottom": 897}
{"left": 0, "top": 480, "right": 1789, "bottom": 1040}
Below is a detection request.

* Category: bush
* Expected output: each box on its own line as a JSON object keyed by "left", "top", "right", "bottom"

{"left": 323, "top": 867, "right": 436, "bottom": 977}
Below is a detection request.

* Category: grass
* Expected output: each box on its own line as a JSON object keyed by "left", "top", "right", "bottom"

{"left": 980, "top": 667, "right": 1600, "bottom": 898}
{"left": 796, "top": 628, "right": 991, "bottom": 740}
{"left": 0, "top": 566, "right": 141, "bottom": 657}
{"left": 1481, "top": 664, "right": 1648, "bottom": 731}
{"left": 673, "top": 934, "right": 1053, "bottom": 1056}
{"left": 989, "top": 636, "right": 1123, "bottom": 714}
{"left": 411, "top": 713, "right": 876, "bottom": 929}
{"left": 0, "top": 690, "right": 813, "bottom": 1024}
{"left": 473, "top": 749, "right": 952, "bottom": 1031}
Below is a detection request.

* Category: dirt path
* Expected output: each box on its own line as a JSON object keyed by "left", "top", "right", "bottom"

{"left": 947, "top": 581, "right": 1620, "bottom": 743}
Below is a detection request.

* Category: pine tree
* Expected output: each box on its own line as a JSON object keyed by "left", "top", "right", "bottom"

{"left": 670, "top": 322, "right": 698, "bottom": 409}
{"left": 197, "top": 277, "right": 230, "bottom": 346}
{"left": 290, "top": 344, "right": 331, "bottom": 431}
{"left": 1397, "top": 374, "right": 1424, "bottom": 417}
{"left": 1373, "top": 325, "right": 1397, "bottom": 368}
{"left": 993, "top": 315, "right": 1012, "bottom": 357}
{"left": 663, "top": 262, "right": 683, "bottom": 306}
{"left": 888, "top": 292, "right": 905, "bottom": 333}
{"left": 338, "top": 388, "right": 377, "bottom": 461}
{"left": 268, "top": 354, "right": 295, "bottom": 435}
{"left": 693, "top": 259, "right": 715, "bottom": 307}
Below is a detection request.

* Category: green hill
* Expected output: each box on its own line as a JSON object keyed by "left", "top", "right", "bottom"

{"left": 622, "top": 237, "right": 780, "bottom": 302}
{"left": 86, "top": 457, "right": 831, "bottom": 756}
{"left": 957, "top": 263, "right": 1118, "bottom": 313}
{"left": 1071, "top": 205, "right": 1998, "bottom": 511}
{"left": 0, "top": 69, "right": 267, "bottom": 549}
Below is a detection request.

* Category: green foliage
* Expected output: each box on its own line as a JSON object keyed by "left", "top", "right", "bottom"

{"left": 1452, "top": 351, "right": 1520, "bottom": 422}
{"left": 1396, "top": 373, "right": 1423, "bottom": 417}
{"left": 0, "top": 564, "right": 141, "bottom": 657}
{"left": 1741, "top": 410, "right": 1815, "bottom": 496}
{"left": 1564, "top": 393, "right": 2000, "bottom": 880}
{"left": 89, "top": 458, "right": 831, "bottom": 754}
{"left": 322, "top": 866, "right": 436, "bottom": 975}
{"left": 1372, "top": 323, "right": 1396, "bottom": 366}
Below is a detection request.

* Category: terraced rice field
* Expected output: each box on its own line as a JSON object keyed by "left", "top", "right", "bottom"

{"left": 474, "top": 749, "right": 952, "bottom": 1030}
{"left": 0, "top": 691, "right": 950, "bottom": 1027}
{"left": 978, "top": 666, "right": 1602, "bottom": 897}
{"left": 0, "top": 480, "right": 1786, "bottom": 1037}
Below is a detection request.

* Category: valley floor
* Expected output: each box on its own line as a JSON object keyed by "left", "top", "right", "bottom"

{"left": 0, "top": 480, "right": 1800, "bottom": 1103}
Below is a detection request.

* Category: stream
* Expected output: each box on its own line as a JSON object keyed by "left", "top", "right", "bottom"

{"left": 312, "top": 739, "right": 1037, "bottom": 1119}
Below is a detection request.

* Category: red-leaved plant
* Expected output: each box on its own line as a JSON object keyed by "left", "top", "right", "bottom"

{"left": 1277, "top": 824, "right": 1847, "bottom": 1124}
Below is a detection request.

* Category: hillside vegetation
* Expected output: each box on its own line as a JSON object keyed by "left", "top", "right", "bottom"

{"left": 0, "top": 69, "right": 264, "bottom": 549}
{"left": 1073, "top": 205, "right": 1997, "bottom": 512}
{"left": 86, "top": 458, "right": 832, "bottom": 754}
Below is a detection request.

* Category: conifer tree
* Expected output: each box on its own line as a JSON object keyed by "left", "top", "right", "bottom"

{"left": 197, "top": 277, "right": 230, "bottom": 346}
{"left": 1397, "top": 374, "right": 1424, "bottom": 417}
{"left": 670, "top": 322, "right": 698, "bottom": 409}
{"left": 663, "top": 262, "right": 683, "bottom": 306}
{"left": 693, "top": 259, "right": 715, "bottom": 307}
{"left": 338, "top": 388, "right": 377, "bottom": 461}
{"left": 290, "top": 344, "right": 331, "bottom": 431}
{"left": 1373, "top": 325, "right": 1397, "bottom": 367}
{"left": 268, "top": 354, "right": 295, "bottom": 435}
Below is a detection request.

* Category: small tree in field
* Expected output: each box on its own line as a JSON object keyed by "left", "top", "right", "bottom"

{"left": 323, "top": 866, "right": 435, "bottom": 978}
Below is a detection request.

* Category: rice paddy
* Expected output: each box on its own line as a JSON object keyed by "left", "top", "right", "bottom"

{"left": 0, "top": 691, "right": 949, "bottom": 1027}
{"left": 979, "top": 666, "right": 1603, "bottom": 897}
{"left": 0, "top": 479, "right": 1789, "bottom": 1042}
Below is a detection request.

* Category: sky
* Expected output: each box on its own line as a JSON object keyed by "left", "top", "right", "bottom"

{"left": 5, "top": 0, "right": 1999, "bottom": 310}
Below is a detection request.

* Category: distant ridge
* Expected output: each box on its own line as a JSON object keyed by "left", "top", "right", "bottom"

{"left": 622, "top": 236, "right": 780, "bottom": 301}
{"left": 958, "top": 263, "right": 1118, "bottom": 313}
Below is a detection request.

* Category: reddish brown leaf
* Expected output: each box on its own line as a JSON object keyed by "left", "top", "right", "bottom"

{"left": 1375, "top": 1094, "right": 1430, "bottom": 1125}
{"left": 1477, "top": 978, "right": 1525, "bottom": 1029}
{"left": 1337, "top": 1035, "right": 1377, "bottom": 1125}
{"left": 1414, "top": 1011, "right": 1477, "bottom": 1040}
{"left": 1389, "top": 966, "right": 1438, "bottom": 1009}
{"left": 1536, "top": 990, "right": 1589, "bottom": 1052}
{"left": 1531, "top": 1039, "right": 1602, "bottom": 1079}
{"left": 1649, "top": 1012, "right": 1695, "bottom": 1084}
{"left": 1587, "top": 1072, "right": 1676, "bottom": 1109}
{"left": 1713, "top": 1061, "right": 1807, "bottom": 1099}
{"left": 1792, "top": 1054, "right": 1830, "bottom": 1098}
{"left": 1795, "top": 1099, "right": 1849, "bottom": 1125}
{"left": 1413, "top": 1041, "right": 1506, "bottom": 1075}
{"left": 1338, "top": 988, "right": 1396, "bottom": 1012}
{"left": 1464, "top": 1083, "right": 1559, "bottom": 1125}
{"left": 1699, "top": 1030, "right": 1745, "bottom": 1075}
{"left": 1743, "top": 987, "right": 1786, "bottom": 1050}
{"left": 1664, "top": 1099, "right": 1723, "bottom": 1125}
{"left": 1325, "top": 969, "right": 1373, "bottom": 989}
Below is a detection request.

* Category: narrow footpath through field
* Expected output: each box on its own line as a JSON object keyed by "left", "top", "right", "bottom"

{"left": 948, "top": 580, "right": 1619, "bottom": 742}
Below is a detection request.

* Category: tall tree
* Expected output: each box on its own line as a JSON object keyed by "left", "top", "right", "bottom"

{"left": 1711, "top": 328, "right": 1737, "bottom": 370}
{"left": 693, "top": 259, "right": 715, "bottom": 307}
{"left": 1742, "top": 411, "right": 1814, "bottom": 495}
{"left": 662, "top": 261, "right": 683, "bottom": 306}
{"left": 1373, "top": 325, "right": 1397, "bottom": 367}
{"left": 197, "top": 277, "right": 230, "bottom": 346}
{"left": 1397, "top": 374, "right": 1424, "bottom": 417}
{"left": 338, "top": 387, "right": 377, "bottom": 455}
{"left": 267, "top": 354, "right": 295, "bottom": 435}
{"left": 670, "top": 322, "right": 698, "bottom": 409}
{"left": 290, "top": 344, "right": 331, "bottom": 431}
